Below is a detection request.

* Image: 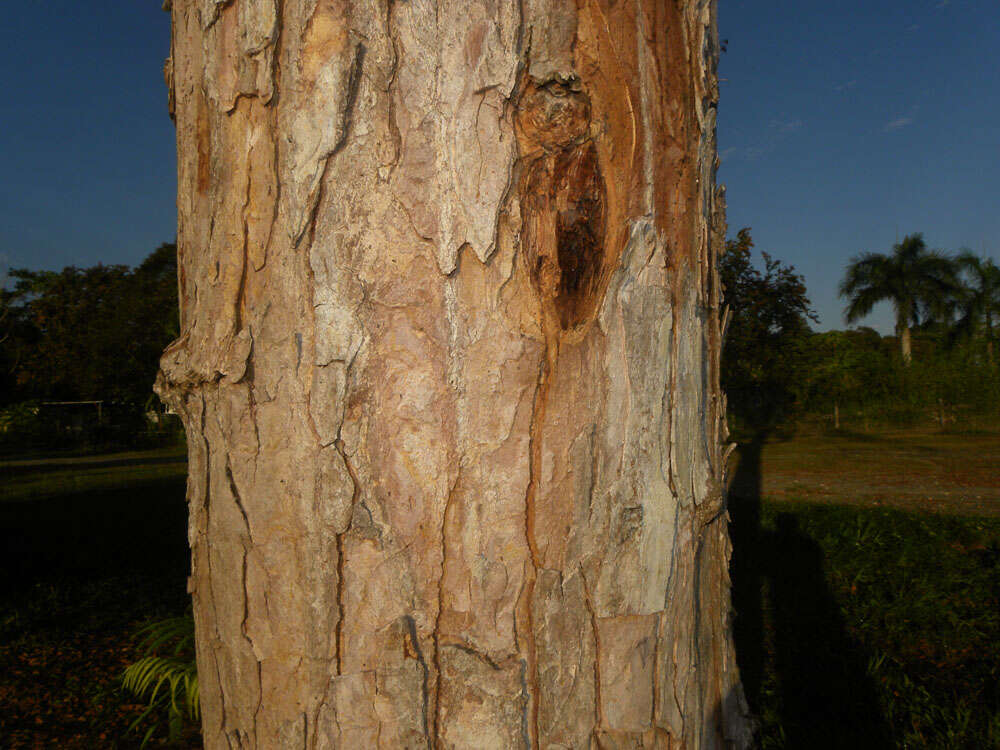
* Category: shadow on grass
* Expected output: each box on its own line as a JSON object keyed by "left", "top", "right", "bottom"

{"left": 0, "top": 477, "right": 189, "bottom": 600}
{"left": 729, "top": 435, "right": 891, "bottom": 747}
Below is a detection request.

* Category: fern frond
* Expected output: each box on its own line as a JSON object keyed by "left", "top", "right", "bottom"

{"left": 122, "top": 612, "right": 200, "bottom": 747}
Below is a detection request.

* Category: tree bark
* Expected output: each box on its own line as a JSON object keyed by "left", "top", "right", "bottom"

{"left": 157, "top": 1, "right": 752, "bottom": 747}
{"left": 900, "top": 323, "right": 912, "bottom": 363}
{"left": 986, "top": 314, "right": 994, "bottom": 365}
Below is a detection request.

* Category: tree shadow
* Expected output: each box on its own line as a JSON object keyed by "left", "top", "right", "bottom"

{"left": 728, "top": 433, "right": 891, "bottom": 747}
{"left": 0, "top": 477, "right": 189, "bottom": 599}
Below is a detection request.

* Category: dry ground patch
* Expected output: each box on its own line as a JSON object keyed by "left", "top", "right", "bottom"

{"left": 730, "top": 430, "right": 1000, "bottom": 517}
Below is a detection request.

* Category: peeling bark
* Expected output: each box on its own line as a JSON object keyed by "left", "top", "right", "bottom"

{"left": 159, "top": 0, "right": 752, "bottom": 747}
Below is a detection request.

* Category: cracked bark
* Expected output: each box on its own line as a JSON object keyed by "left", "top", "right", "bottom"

{"left": 158, "top": 0, "right": 753, "bottom": 747}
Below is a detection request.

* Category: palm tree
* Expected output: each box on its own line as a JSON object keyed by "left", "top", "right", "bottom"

{"left": 839, "top": 234, "right": 956, "bottom": 362}
{"left": 951, "top": 251, "right": 1000, "bottom": 363}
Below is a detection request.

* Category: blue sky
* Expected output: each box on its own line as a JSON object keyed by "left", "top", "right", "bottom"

{"left": 0, "top": 2, "right": 175, "bottom": 273}
{"left": 719, "top": 0, "right": 1000, "bottom": 331}
{"left": 1, "top": 1, "right": 997, "bottom": 333}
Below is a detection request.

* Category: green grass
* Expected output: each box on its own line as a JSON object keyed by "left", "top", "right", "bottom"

{"left": 730, "top": 433, "right": 1000, "bottom": 748}
{"left": 0, "top": 447, "right": 187, "bottom": 503}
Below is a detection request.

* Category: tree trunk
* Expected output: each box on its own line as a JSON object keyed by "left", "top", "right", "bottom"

{"left": 157, "top": 1, "right": 752, "bottom": 747}
{"left": 900, "top": 324, "right": 912, "bottom": 363}
{"left": 987, "top": 314, "right": 994, "bottom": 365}
{"left": 834, "top": 402, "right": 840, "bottom": 431}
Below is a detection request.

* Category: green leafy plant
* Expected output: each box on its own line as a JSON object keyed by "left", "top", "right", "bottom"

{"left": 839, "top": 233, "right": 957, "bottom": 362}
{"left": 122, "top": 612, "right": 199, "bottom": 747}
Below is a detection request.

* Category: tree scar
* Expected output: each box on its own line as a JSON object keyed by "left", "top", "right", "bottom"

{"left": 517, "top": 80, "right": 608, "bottom": 333}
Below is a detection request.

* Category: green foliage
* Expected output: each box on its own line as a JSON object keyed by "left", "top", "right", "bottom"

{"left": 0, "top": 243, "right": 179, "bottom": 408}
{"left": 719, "top": 230, "right": 999, "bottom": 433}
{"left": 950, "top": 251, "right": 1000, "bottom": 357}
{"left": 122, "top": 612, "right": 199, "bottom": 747}
{"left": 720, "top": 228, "right": 816, "bottom": 434}
{"left": 0, "top": 243, "right": 181, "bottom": 455}
{"left": 798, "top": 326, "right": 1000, "bottom": 431}
{"left": 839, "top": 233, "right": 958, "bottom": 338}
{"left": 804, "top": 328, "right": 891, "bottom": 413}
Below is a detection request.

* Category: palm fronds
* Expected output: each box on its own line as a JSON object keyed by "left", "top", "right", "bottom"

{"left": 121, "top": 612, "right": 199, "bottom": 747}
{"left": 839, "top": 234, "right": 960, "bottom": 358}
{"left": 949, "top": 251, "right": 1000, "bottom": 350}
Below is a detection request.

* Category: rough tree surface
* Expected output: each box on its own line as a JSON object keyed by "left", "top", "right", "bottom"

{"left": 157, "top": 0, "right": 752, "bottom": 747}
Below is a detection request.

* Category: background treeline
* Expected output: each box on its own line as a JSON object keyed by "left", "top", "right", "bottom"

{"left": 2, "top": 232, "right": 997, "bottom": 454}
{"left": 722, "top": 229, "right": 1000, "bottom": 436}
{"left": 0, "top": 244, "right": 181, "bottom": 454}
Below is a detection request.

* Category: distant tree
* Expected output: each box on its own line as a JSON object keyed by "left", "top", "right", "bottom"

{"left": 804, "top": 329, "right": 893, "bottom": 429}
{"left": 839, "top": 234, "right": 956, "bottom": 362}
{"left": 2, "top": 244, "right": 178, "bottom": 407}
{"left": 128, "top": 243, "right": 182, "bottom": 400}
{"left": 950, "top": 251, "right": 1000, "bottom": 363}
{"left": 808, "top": 332, "right": 858, "bottom": 429}
{"left": 721, "top": 228, "right": 817, "bottom": 433}
{"left": 0, "top": 281, "right": 36, "bottom": 405}
{"left": 9, "top": 264, "right": 133, "bottom": 401}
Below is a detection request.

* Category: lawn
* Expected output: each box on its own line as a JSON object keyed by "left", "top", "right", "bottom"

{"left": 0, "top": 452, "right": 191, "bottom": 748}
{"left": 1, "top": 433, "right": 997, "bottom": 748}
{"left": 731, "top": 429, "right": 1000, "bottom": 517}
{"left": 730, "top": 430, "right": 1000, "bottom": 748}
{"left": 1, "top": 447, "right": 187, "bottom": 504}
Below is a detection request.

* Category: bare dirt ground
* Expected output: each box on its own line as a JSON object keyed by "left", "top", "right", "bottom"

{"left": 730, "top": 430, "right": 1000, "bottom": 517}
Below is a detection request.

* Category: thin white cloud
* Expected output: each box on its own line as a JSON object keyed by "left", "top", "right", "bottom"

{"left": 769, "top": 118, "right": 803, "bottom": 133}
{"left": 835, "top": 80, "right": 858, "bottom": 92}
{"left": 721, "top": 117, "right": 803, "bottom": 163}
{"left": 884, "top": 117, "right": 913, "bottom": 132}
